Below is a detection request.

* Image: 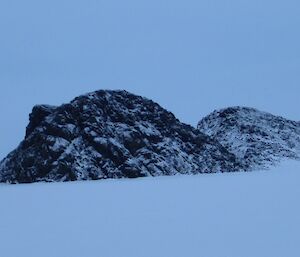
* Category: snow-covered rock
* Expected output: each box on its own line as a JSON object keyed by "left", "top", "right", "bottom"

{"left": 0, "top": 90, "right": 242, "bottom": 183}
{"left": 197, "top": 106, "right": 300, "bottom": 170}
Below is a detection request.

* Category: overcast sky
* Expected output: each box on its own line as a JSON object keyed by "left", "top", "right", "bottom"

{"left": 1, "top": 0, "right": 300, "bottom": 159}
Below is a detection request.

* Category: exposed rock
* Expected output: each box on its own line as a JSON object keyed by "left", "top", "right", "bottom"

{"left": 0, "top": 90, "right": 243, "bottom": 183}
{"left": 198, "top": 107, "right": 300, "bottom": 170}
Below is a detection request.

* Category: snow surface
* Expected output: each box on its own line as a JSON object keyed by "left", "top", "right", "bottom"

{"left": 1, "top": 162, "right": 300, "bottom": 257}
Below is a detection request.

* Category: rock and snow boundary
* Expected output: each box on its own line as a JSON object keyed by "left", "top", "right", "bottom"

{"left": 1, "top": 90, "right": 300, "bottom": 184}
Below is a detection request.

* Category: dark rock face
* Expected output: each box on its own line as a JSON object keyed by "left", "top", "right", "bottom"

{"left": 0, "top": 90, "right": 243, "bottom": 183}
{"left": 198, "top": 107, "right": 300, "bottom": 170}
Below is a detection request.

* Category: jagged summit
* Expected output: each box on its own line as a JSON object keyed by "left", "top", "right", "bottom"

{"left": 0, "top": 90, "right": 242, "bottom": 183}
{"left": 197, "top": 106, "right": 300, "bottom": 169}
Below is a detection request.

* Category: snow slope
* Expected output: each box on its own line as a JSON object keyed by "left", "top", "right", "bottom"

{"left": 1, "top": 161, "right": 300, "bottom": 257}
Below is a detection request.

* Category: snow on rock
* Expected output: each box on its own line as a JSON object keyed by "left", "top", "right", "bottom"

{"left": 0, "top": 90, "right": 242, "bottom": 184}
{"left": 197, "top": 106, "right": 300, "bottom": 170}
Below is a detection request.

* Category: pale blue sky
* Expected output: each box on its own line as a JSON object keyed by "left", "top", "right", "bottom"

{"left": 1, "top": 0, "right": 300, "bottom": 159}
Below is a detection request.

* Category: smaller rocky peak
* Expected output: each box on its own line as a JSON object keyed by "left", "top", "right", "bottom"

{"left": 197, "top": 106, "right": 300, "bottom": 169}
{"left": 206, "top": 106, "right": 261, "bottom": 120}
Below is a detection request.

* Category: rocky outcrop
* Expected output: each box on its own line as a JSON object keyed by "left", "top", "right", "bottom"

{"left": 0, "top": 90, "right": 243, "bottom": 183}
{"left": 197, "top": 107, "right": 300, "bottom": 170}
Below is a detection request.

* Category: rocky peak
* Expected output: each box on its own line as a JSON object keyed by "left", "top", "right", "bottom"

{"left": 0, "top": 90, "right": 243, "bottom": 184}
{"left": 197, "top": 106, "right": 300, "bottom": 169}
